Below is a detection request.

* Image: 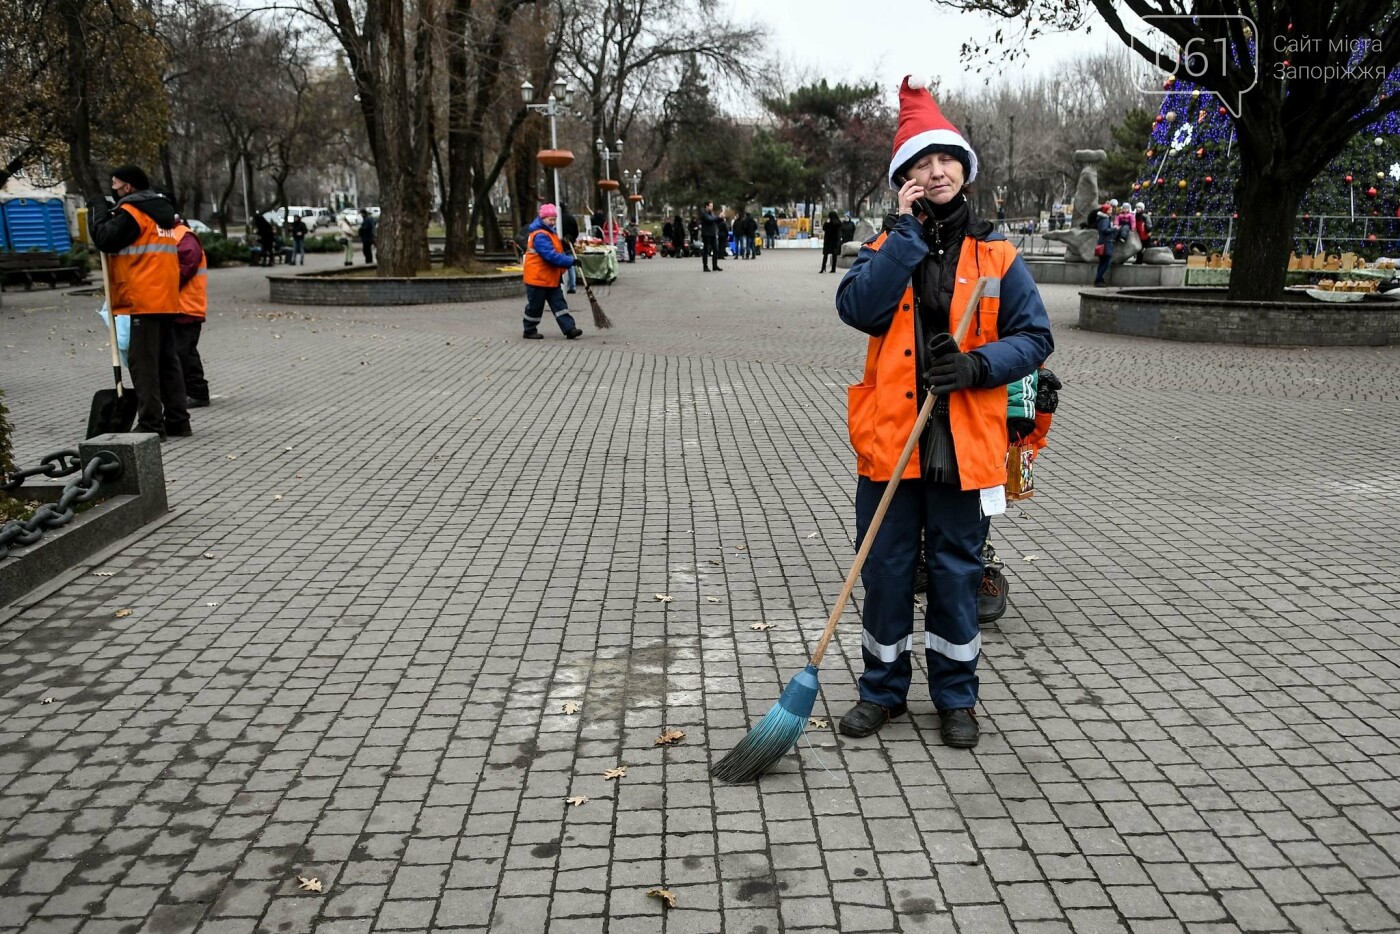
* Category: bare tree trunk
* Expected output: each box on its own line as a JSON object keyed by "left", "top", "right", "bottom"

{"left": 441, "top": 0, "right": 472, "bottom": 265}
{"left": 57, "top": 0, "right": 103, "bottom": 199}
{"left": 1227, "top": 171, "right": 1305, "bottom": 302}
{"left": 217, "top": 153, "right": 238, "bottom": 237}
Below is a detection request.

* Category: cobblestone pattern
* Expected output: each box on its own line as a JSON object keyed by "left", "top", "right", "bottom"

{"left": 0, "top": 250, "right": 1397, "bottom": 933}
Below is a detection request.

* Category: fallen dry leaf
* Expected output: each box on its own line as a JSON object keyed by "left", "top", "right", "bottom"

{"left": 647, "top": 888, "right": 677, "bottom": 909}
{"left": 202, "top": 552, "right": 215, "bottom": 559}
{"left": 750, "top": 622, "right": 772, "bottom": 631}
{"left": 206, "top": 602, "right": 219, "bottom": 607}
{"left": 94, "top": 571, "right": 115, "bottom": 577}
{"left": 41, "top": 697, "right": 54, "bottom": 705}
{"left": 806, "top": 532, "right": 818, "bottom": 539}
{"left": 562, "top": 701, "right": 580, "bottom": 715}
{"left": 654, "top": 729, "right": 685, "bottom": 746}
{"left": 602, "top": 766, "right": 627, "bottom": 780}
{"left": 296, "top": 877, "right": 323, "bottom": 893}
{"left": 226, "top": 454, "right": 237, "bottom": 460}
{"left": 273, "top": 494, "right": 283, "bottom": 501}
{"left": 114, "top": 608, "right": 132, "bottom": 618}
{"left": 733, "top": 544, "right": 748, "bottom": 551}
{"left": 1022, "top": 554, "right": 1039, "bottom": 563}
{"left": 808, "top": 718, "right": 828, "bottom": 728}
{"left": 705, "top": 596, "right": 721, "bottom": 604}
{"left": 653, "top": 594, "right": 673, "bottom": 602}
{"left": 565, "top": 795, "right": 589, "bottom": 808}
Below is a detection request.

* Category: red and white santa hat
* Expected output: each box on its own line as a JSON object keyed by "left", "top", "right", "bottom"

{"left": 888, "top": 75, "right": 978, "bottom": 189}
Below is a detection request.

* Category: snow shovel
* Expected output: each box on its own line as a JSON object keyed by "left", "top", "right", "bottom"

{"left": 86, "top": 252, "right": 138, "bottom": 438}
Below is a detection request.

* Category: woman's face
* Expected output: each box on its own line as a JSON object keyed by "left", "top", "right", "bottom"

{"left": 906, "top": 152, "right": 965, "bottom": 205}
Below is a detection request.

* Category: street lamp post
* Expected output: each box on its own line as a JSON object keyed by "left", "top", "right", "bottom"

{"left": 622, "top": 169, "right": 643, "bottom": 225}
{"left": 521, "top": 79, "right": 576, "bottom": 205}
{"left": 596, "top": 138, "right": 623, "bottom": 243}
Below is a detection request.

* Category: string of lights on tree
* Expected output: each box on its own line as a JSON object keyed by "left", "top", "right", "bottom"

{"left": 1134, "top": 66, "right": 1400, "bottom": 259}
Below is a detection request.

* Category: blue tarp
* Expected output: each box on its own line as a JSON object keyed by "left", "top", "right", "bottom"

{"left": 0, "top": 197, "right": 72, "bottom": 253}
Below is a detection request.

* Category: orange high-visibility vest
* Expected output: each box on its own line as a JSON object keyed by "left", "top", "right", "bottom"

{"left": 846, "top": 233, "right": 1018, "bottom": 490}
{"left": 523, "top": 226, "right": 568, "bottom": 288}
{"left": 109, "top": 204, "right": 181, "bottom": 316}
{"left": 172, "top": 224, "right": 208, "bottom": 318}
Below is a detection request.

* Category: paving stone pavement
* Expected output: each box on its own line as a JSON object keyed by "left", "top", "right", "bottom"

{"left": 1, "top": 248, "right": 1398, "bottom": 934}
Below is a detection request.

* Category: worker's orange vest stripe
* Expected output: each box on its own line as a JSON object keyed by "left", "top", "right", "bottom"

{"left": 172, "top": 224, "right": 208, "bottom": 318}
{"left": 523, "top": 226, "right": 567, "bottom": 288}
{"left": 847, "top": 234, "right": 1017, "bottom": 490}
{"left": 109, "top": 205, "right": 181, "bottom": 316}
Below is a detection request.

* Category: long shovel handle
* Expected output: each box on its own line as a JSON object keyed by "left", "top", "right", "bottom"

{"left": 809, "top": 276, "right": 991, "bottom": 666}
{"left": 98, "top": 251, "right": 124, "bottom": 398}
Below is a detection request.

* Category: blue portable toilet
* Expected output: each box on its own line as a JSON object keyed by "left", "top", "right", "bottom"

{"left": 0, "top": 195, "right": 72, "bottom": 252}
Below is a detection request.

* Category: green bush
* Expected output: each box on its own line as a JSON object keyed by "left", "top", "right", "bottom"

{"left": 0, "top": 388, "right": 22, "bottom": 522}
{"left": 202, "top": 234, "right": 251, "bottom": 268}
{"left": 305, "top": 234, "right": 343, "bottom": 253}
{"left": 58, "top": 245, "right": 92, "bottom": 277}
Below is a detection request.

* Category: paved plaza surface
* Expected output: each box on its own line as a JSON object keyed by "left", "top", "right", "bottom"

{"left": 1, "top": 247, "right": 1398, "bottom": 934}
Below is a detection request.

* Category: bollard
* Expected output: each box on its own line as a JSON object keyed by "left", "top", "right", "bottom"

{"left": 79, "top": 433, "right": 167, "bottom": 523}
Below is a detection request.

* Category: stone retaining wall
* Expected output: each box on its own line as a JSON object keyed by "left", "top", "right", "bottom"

{"left": 269, "top": 269, "right": 524, "bottom": 306}
{"left": 1079, "top": 288, "right": 1400, "bottom": 346}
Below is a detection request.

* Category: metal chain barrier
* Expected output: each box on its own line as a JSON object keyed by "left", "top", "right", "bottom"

{"left": 1, "top": 449, "right": 83, "bottom": 493}
{"left": 0, "top": 451, "right": 123, "bottom": 558}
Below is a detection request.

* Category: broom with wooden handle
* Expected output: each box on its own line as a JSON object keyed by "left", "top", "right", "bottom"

{"left": 711, "top": 276, "right": 991, "bottom": 784}
{"left": 563, "top": 239, "right": 612, "bottom": 329}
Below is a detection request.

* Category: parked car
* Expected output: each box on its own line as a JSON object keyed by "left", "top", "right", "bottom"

{"left": 313, "top": 208, "right": 335, "bottom": 229}
{"left": 338, "top": 208, "right": 361, "bottom": 225}
{"left": 186, "top": 219, "right": 212, "bottom": 234}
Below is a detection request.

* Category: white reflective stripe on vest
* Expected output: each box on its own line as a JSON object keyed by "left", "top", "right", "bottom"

{"left": 193, "top": 268, "right": 207, "bottom": 277}
{"left": 926, "top": 631, "right": 981, "bottom": 662}
{"left": 117, "top": 243, "right": 179, "bottom": 256}
{"left": 862, "top": 630, "right": 914, "bottom": 663}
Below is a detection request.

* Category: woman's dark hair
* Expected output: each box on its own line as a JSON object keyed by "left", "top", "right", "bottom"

{"left": 828, "top": 211, "right": 839, "bottom": 222}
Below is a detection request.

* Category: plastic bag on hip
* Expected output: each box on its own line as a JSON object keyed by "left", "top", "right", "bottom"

{"left": 96, "top": 302, "right": 130, "bottom": 369}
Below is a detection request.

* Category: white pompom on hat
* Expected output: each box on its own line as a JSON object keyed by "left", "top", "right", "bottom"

{"left": 889, "top": 75, "right": 978, "bottom": 189}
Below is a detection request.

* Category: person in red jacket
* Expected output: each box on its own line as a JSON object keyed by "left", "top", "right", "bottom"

{"left": 521, "top": 203, "right": 581, "bottom": 340}
{"left": 87, "top": 166, "right": 189, "bottom": 439}
{"left": 171, "top": 215, "right": 211, "bottom": 408}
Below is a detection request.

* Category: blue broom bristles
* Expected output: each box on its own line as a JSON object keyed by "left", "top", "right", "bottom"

{"left": 711, "top": 664, "right": 821, "bottom": 784}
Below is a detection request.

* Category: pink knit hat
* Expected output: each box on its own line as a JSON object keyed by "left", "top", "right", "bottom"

{"left": 538, "top": 203, "right": 558, "bottom": 219}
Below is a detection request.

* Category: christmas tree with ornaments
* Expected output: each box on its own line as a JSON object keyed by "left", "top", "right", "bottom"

{"left": 1137, "top": 68, "right": 1400, "bottom": 261}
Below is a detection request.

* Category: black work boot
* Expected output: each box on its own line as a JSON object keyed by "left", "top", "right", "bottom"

{"left": 939, "top": 708, "right": 979, "bottom": 748}
{"left": 838, "top": 700, "right": 907, "bottom": 738}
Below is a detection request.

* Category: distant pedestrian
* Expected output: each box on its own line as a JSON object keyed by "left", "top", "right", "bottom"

{"left": 521, "top": 203, "right": 582, "bottom": 340}
{"left": 171, "top": 214, "right": 211, "bottom": 409}
{"left": 359, "top": 209, "right": 376, "bottom": 264}
{"left": 337, "top": 212, "right": 356, "bottom": 265}
{"left": 738, "top": 211, "right": 758, "bottom": 259}
{"left": 1094, "top": 203, "right": 1115, "bottom": 286}
{"left": 290, "top": 215, "right": 308, "bottom": 265}
{"left": 764, "top": 212, "right": 779, "bottom": 249}
{"left": 820, "top": 210, "right": 842, "bottom": 273}
{"left": 840, "top": 213, "right": 856, "bottom": 244}
{"left": 717, "top": 212, "right": 730, "bottom": 259}
{"left": 671, "top": 213, "right": 686, "bottom": 257}
{"left": 624, "top": 218, "right": 637, "bottom": 262}
{"left": 253, "top": 211, "right": 275, "bottom": 267}
{"left": 561, "top": 203, "right": 580, "bottom": 292}
{"left": 1133, "top": 202, "right": 1154, "bottom": 262}
{"left": 699, "top": 202, "right": 723, "bottom": 272}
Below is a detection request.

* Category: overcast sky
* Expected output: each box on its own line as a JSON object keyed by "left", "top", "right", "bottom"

{"left": 728, "top": 0, "right": 1144, "bottom": 102}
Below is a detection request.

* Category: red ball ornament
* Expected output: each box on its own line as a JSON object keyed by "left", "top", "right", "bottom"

{"left": 1218, "top": 106, "right": 1228, "bottom": 116}
{"left": 1204, "top": 176, "right": 1213, "bottom": 184}
{"left": 1132, "top": 183, "right": 1141, "bottom": 191}
{"left": 1163, "top": 77, "right": 1175, "bottom": 90}
{"left": 1369, "top": 233, "right": 1379, "bottom": 242}
{"left": 1171, "top": 213, "right": 1178, "bottom": 219}
{"left": 1368, "top": 186, "right": 1379, "bottom": 197}
{"left": 1174, "top": 242, "right": 1184, "bottom": 251}
{"left": 1302, "top": 214, "right": 1310, "bottom": 221}
{"left": 1231, "top": 213, "right": 1238, "bottom": 219}
{"left": 1156, "top": 178, "right": 1166, "bottom": 186}
{"left": 1146, "top": 149, "right": 1155, "bottom": 158}
{"left": 1154, "top": 115, "right": 1163, "bottom": 125}
{"left": 1345, "top": 175, "right": 1353, "bottom": 183}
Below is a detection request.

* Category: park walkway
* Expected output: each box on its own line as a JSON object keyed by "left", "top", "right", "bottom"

{"left": 1, "top": 248, "right": 1398, "bottom": 933}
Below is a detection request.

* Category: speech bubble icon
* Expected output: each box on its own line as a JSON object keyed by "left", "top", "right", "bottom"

{"left": 1130, "top": 15, "right": 1259, "bottom": 118}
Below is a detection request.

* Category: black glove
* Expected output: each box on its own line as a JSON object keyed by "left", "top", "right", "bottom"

{"left": 1008, "top": 417, "right": 1036, "bottom": 443}
{"left": 926, "top": 351, "right": 985, "bottom": 396}
{"left": 1035, "top": 366, "right": 1062, "bottom": 413}
{"left": 926, "top": 331, "right": 959, "bottom": 359}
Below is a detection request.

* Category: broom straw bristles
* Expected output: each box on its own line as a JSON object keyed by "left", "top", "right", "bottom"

{"left": 564, "top": 240, "right": 613, "bottom": 328}
{"left": 711, "top": 664, "right": 820, "bottom": 784}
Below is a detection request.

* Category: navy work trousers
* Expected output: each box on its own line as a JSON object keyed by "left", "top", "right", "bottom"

{"left": 523, "top": 284, "right": 578, "bottom": 336}
{"left": 854, "top": 476, "right": 988, "bottom": 712}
